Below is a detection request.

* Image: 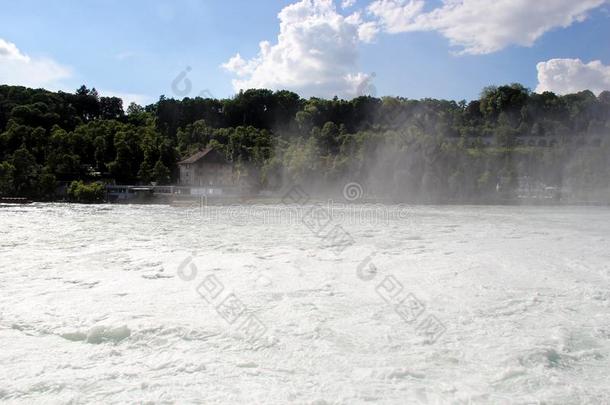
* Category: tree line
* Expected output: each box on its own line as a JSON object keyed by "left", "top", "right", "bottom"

{"left": 0, "top": 83, "right": 609, "bottom": 202}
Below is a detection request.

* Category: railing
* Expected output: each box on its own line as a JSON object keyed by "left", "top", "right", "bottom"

{"left": 105, "top": 185, "right": 239, "bottom": 196}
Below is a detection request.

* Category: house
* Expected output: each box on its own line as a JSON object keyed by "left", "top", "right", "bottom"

{"left": 177, "top": 148, "right": 236, "bottom": 195}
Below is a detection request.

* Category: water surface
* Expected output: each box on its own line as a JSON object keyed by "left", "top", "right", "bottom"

{"left": 1, "top": 203, "right": 609, "bottom": 404}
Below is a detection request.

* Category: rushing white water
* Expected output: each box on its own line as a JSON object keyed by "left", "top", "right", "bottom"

{"left": 1, "top": 203, "right": 609, "bottom": 404}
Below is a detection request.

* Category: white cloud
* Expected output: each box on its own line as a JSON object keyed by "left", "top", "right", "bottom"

{"left": 221, "top": 53, "right": 258, "bottom": 77}
{"left": 368, "top": 0, "right": 424, "bottom": 33}
{"left": 0, "top": 38, "right": 150, "bottom": 107}
{"left": 368, "top": 0, "right": 607, "bottom": 55}
{"left": 341, "top": 0, "right": 357, "bottom": 9}
{"left": 536, "top": 58, "right": 610, "bottom": 95}
{"left": 0, "top": 38, "right": 72, "bottom": 88}
{"left": 358, "top": 21, "right": 380, "bottom": 42}
{"left": 221, "top": 0, "right": 376, "bottom": 98}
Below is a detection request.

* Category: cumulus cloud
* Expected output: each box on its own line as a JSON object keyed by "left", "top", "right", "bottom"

{"left": 368, "top": 0, "right": 607, "bottom": 55}
{"left": 536, "top": 58, "right": 610, "bottom": 95}
{"left": 368, "top": 0, "right": 424, "bottom": 33}
{"left": 341, "top": 0, "right": 357, "bottom": 9}
{"left": 221, "top": 0, "right": 376, "bottom": 98}
{"left": 0, "top": 38, "right": 72, "bottom": 88}
{"left": 0, "top": 38, "right": 150, "bottom": 107}
{"left": 358, "top": 21, "right": 380, "bottom": 42}
{"left": 221, "top": 53, "right": 258, "bottom": 77}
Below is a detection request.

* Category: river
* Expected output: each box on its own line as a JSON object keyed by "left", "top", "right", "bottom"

{"left": 1, "top": 203, "right": 609, "bottom": 404}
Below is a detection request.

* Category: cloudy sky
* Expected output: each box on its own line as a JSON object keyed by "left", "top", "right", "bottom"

{"left": 1, "top": 0, "right": 609, "bottom": 105}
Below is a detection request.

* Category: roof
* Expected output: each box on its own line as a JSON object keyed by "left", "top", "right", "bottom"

{"left": 178, "top": 148, "right": 228, "bottom": 165}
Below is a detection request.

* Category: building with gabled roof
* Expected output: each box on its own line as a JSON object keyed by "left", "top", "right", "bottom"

{"left": 177, "top": 148, "right": 234, "bottom": 189}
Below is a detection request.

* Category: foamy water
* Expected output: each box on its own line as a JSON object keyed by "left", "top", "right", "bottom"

{"left": 1, "top": 203, "right": 609, "bottom": 404}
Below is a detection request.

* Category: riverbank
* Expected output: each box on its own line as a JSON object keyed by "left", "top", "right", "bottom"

{"left": 3, "top": 194, "right": 609, "bottom": 207}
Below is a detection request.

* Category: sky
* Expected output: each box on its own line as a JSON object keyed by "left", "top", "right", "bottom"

{"left": 1, "top": 0, "right": 610, "bottom": 106}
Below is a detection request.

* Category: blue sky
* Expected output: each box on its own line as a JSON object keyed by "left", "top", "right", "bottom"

{"left": 1, "top": 0, "right": 609, "bottom": 105}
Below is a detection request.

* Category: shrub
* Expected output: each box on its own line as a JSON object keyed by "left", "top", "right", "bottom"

{"left": 67, "top": 181, "right": 105, "bottom": 203}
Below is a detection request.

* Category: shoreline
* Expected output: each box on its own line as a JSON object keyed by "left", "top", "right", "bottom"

{"left": 3, "top": 195, "right": 609, "bottom": 207}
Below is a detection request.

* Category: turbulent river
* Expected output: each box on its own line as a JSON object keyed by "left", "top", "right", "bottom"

{"left": 1, "top": 203, "right": 609, "bottom": 404}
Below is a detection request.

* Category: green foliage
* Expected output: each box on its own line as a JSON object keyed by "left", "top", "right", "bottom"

{"left": 283, "top": 137, "right": 320, "bottom": 183}
{"left": 10, "top": 147, "right": 39, "bottom": 196}
{"left": 67, "top": 181, "right": 105, "bottom": 203}
{"left": 0, "top": 82, "right": 609, "bottom": 202}
{"left": 0, "top": 161, "right": 15, "bottom": 196}
{"left": 152, "top": 160, "right": 171, "bottom": 185}
{"left": 37, "top": 169, "right": 58, "bottom": 200}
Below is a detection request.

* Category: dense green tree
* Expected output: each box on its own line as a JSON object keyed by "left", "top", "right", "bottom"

{"left": 37, "top": 168, "right": 58, "bottom": 200}
{"left": 312, "top": 121, "right": 339, "bottom": 156}
{"left": 10, "top": 147, "right": 39, "bottom": 196}
{"left": 0, "top": 82, "right": 609, "bottom": 202}
{"left": 100, "top": 97, "right": 124, "bottom": 120}
{"left": 152, "top": 160, "right": 171, "bottom": 185}
{"left": 0, "top": 161, "right": 15, "bottom": 195}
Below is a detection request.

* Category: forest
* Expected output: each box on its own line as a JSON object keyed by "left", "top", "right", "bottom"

{"left": 0, "top": 83, "right": 609, "bottom": 202}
